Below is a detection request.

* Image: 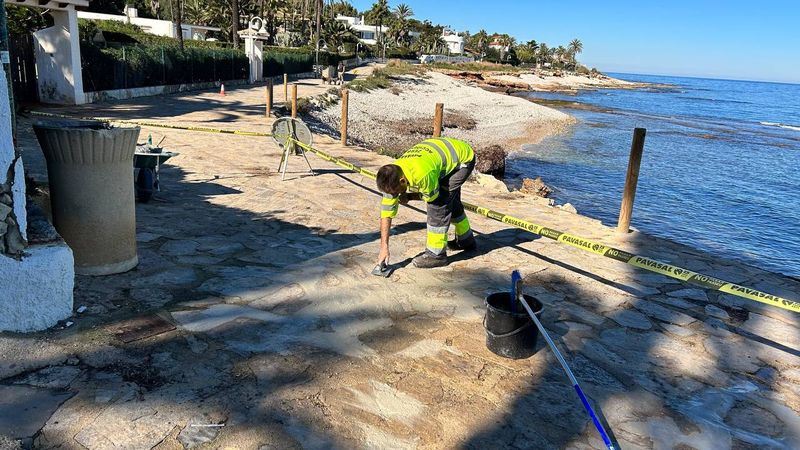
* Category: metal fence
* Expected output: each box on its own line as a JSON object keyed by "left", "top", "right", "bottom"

{"left": 81, "top": 44, "right": 249, "bottom": 92}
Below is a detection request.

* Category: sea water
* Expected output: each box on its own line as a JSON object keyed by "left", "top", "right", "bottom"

{"left": 512, "top": 74, "right": 800, "bottom": 277}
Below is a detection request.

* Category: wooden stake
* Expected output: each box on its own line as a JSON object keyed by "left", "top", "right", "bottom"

{"left": 265, "top": 80, "right": 273, "bottom": 117}
{"left": 617, "top": 128, "right": 647, "bottom": 233}
{"left": 433, "top": 103, "right": 444, "bottom": 137}
{"left": 341, "top": 89, "right": 349, "bottom": 145}
{"left": 284, "top": 73, "right": 288, "bottom": 103}
{"left": 291, "top": 84, "right": 298, "bottom": 118}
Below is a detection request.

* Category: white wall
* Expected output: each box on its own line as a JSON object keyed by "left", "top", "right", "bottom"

{"left": 78, "top": 11, "right": 176, "bottom": 37}
{"left": 0, "top": 62, "right": 75, "bottom": 332}
{"left": 33, "top": 9, "right": 86, "bottom": 104}
{"left": 444, "top": 35, "right": 464, "bottom": 54}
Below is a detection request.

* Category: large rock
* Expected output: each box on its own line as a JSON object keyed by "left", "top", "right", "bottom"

{"left": 474, "top": 145, "right": 506, "bottom": 177}
{"left": 473, "top": 173, "right": 509, "bottom": 193}
{"left": 519, "top": 177, "right": 553, "bottom": 197}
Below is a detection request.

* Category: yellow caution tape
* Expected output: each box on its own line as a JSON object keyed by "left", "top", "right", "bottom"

{"left": 29, "top": 111, "right": 799, "bottom": 313}
{"left": 29, "top": 111, "right": 272, "bottom": 137}
{"left": 291, "top": 138, "right": 800, "bottom": 314}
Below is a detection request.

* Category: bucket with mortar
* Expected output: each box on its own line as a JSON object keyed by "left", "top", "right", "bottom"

{"left": 483, "top": 292, "right": 543, "bottom": 359}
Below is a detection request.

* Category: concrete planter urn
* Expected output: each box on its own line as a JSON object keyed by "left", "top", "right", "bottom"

{"left": 34, "top": 120, "right": 140, "bottom": 275}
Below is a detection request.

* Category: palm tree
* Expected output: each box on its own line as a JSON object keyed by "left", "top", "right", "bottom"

{"left": 394, "top": 3, "right": 413, "bottom": 21}
{"left": 366, "top": 0, "right": 391, "bottom": 46}
{"left": 470, "top": 29, "right": 488, "bottom": 58}
{"left": 172, "top": 0, "right": 184, "bottom": 49}
{"left": 390, "top": 3, "right": 413, "bottom": 46}
{"left": 568, "top": 38, "right": 583, "bottom": 70}
{"left": 330, "top": 0, "right": 357, "bottom": 17}
{"left": 322, "top": 18, "right": 357, "bottom": 48}
{"left": 231, "top": 0, "right": 240, "bottom": 47}
{"left": 537, "top": 43, "right": 549, "bottom": 68}
{"left": 314, "top": 0, "right": 323, "bottom": 42}
{"left": 263, "top": 0, "right": 290, "bottom": 45}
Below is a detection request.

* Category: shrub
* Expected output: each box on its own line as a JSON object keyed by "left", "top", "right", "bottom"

{"left": 375, "top": 60, "right": 426, "bottom": 78}
{"left": 347, "top": 73, "right": 391, "bottom": 92}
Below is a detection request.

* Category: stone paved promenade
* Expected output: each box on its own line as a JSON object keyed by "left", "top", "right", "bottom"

{"left": 2, "top": 76, "right": 800, "bottom": 449}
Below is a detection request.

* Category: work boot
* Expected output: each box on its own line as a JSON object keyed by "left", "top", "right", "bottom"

{"left": 447, "top": 237, "right": 477, "bottom": 252}
{"left": 412, "top": 251, "right": 448, "bottom": 268}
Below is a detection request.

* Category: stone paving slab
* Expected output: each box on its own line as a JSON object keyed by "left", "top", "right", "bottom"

{"left": 4, "top": 80, "right": 800, "bottom": 449}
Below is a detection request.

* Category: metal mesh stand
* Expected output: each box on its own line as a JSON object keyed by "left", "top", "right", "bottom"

{"left": 277, "top": 120, "right": 315, "bottom": 180}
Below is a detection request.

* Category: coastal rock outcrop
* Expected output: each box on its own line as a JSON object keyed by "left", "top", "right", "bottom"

{"left": 520, "top": 177, "right": 553, "bottom": 197}
{"left": 475, "top": 145, "right": 506, "bottom": 177}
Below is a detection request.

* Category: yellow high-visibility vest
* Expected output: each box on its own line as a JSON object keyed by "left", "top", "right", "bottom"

{"left": 381, "top": 138, "right": 475, "bottom": 218}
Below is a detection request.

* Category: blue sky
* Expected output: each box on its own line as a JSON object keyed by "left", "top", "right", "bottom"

{"left": 350, "top": 0, "right": 800, "bottom": 83}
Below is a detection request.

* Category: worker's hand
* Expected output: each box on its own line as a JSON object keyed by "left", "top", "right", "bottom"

{"left": 377, "top": 245, "right": 390, "bottom": 265}
{"left": 399, "top": 192, "right": 421, "bottom": 205}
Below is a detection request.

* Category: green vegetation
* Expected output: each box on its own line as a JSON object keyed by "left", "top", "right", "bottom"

{"left": 465, "top": 29, "right": 585, "bottom": 70}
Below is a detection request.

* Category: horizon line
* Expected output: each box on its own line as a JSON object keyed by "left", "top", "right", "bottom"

{"left": 604, "top": 70, "right": 800, "bottom": 86}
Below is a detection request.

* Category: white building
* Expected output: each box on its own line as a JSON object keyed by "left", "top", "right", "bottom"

{"left": 334, "top": 15, "right": 387, "bottom": 45}
{"left": 442, "top": 33, "right": 464, "bottom": 54}
{"left": 78, "top": 6, "right": 220, "bottom": 41}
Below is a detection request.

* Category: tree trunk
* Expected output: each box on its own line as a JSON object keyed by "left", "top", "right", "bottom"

{"left": 314, "top": 0, "right": 322, "bottom": 43}
{"left": 232, "top": 0, "right": 240, "bottom": 48}
{"left": 173, "top": 0, "right": 184, "bottom": 50}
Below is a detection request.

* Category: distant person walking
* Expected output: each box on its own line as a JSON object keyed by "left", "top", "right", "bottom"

{"left": 376, "top": 138, "right": 477, "bottom": 268}
{"left": 337, "top": 61, "right": 345, "bottom": 85}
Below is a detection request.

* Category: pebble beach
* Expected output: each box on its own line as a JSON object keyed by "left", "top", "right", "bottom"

{"left": 309, "top": 69, "right": 576, "bottom": 155}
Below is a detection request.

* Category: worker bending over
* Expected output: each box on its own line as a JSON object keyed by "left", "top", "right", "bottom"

{"left": 376, "top": 137, "right": 477, "bottom": 268}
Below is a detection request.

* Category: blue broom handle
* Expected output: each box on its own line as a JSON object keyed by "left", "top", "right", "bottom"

{"left": 519, "top": 296, "right": 616, "bottom": 450}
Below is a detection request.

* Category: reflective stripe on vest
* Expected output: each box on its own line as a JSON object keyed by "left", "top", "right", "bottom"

{"left": 419, "top": 138, "right": 460, "bottom": 173}
{"left": 418, "top": 142, "right": 449, "bottom": 168}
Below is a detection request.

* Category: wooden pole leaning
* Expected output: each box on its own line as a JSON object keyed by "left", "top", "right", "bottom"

{"left": 291, "top": 84, "right": 298, "bottom": 118}
{"left": 433, "top": 103, "right": 444, "bottom": 137}
{"left": 617, "top": 128, "right": 647, "bottom": 233}
{"left": 341, "top": 89, "right": 349, "bottom": 145}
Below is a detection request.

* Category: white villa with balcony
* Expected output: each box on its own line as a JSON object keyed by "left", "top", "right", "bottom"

{"left": 334, "top": 15, "right": 422, "bottom": 46}
{"left": 334, "top": 15, "right": 386, "bottom": 45}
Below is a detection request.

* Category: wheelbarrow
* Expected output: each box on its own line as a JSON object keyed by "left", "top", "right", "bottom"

{"left": 134, "top": 145, "right": 179, "bottom": 202}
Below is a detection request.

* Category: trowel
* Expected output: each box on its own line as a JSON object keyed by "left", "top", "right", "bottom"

{"left": 371, "top": 261, "right": 393, "bottom": 278}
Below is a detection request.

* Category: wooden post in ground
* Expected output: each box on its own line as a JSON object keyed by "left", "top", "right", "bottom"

{"left": 341, "top": 89, "right": 349, "bottom": 145}
{"left": 291, "top": 84, "right": 298, "bottom": 118}
{"left": 284, "top": 73, "right": 288, "bottom": 103}
{"left": 433, "top": 103, "right": 444, "bottom": 137}
{"left": 265, "top": 80, "right": 273, "bottom": 117}
{"left": 617, "top": 128, "right": 647, "bottom": 233}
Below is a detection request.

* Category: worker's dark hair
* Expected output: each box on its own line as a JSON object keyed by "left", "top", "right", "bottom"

{"left": 376, "top": 164, "right": 404, "bottom": 194}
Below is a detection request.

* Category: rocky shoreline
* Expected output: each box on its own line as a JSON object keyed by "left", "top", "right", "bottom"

{"left": 442, "top": 69, "right": 654, "bottom": 94}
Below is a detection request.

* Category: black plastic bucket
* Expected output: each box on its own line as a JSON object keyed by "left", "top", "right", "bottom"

{"left": 484, "top": 292, "right": 544, "bottom": 359}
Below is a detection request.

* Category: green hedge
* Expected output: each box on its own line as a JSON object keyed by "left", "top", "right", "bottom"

{"left": 81, "top": 43, "right": 248, "bottom": 92}
{"left": 262, "top": 48, "right": 354, "bottom": 77}
{"left": 263, "top": 51, "right": 314, "bottom": 77}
